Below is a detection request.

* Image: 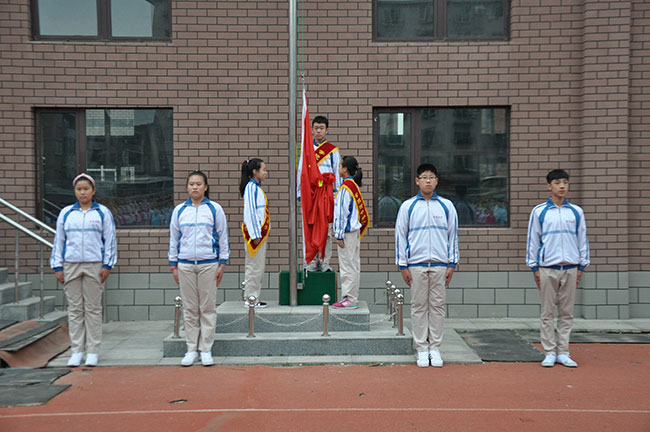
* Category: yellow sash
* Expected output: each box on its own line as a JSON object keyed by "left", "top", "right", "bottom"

{"left": 314, "top": 141, "right": 336, "bottom": 166}
{"left": 337, "top": 179, "right": 369, "bottom": 240}
{"left": 241, "top": 188, "right": 270, "bottom": 257}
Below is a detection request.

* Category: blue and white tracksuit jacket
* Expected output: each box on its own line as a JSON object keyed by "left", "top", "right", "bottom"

{"left": 296, "top": 139, "right": 342, "bottom": 200}
{"left": 333, "top": 177, "right": 362, "bottom": 240}
{"left": 168, "top": 197, "right": 230, "bottom": 267}
{"left": 243, "top": 179, "right": 267, "bottom": 240}
{"left": 526, "top": 198, "right": 590, "bottom": 272}
{"left": 395, "top": 192, "right": 459, "bottom": 269}
{"left": 50, "top": 201, "right": 117, "bottom": 272}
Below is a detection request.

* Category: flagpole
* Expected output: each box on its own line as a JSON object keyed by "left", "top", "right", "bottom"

{"left": 289, "top": 0, "right": 298, "bottom": 306}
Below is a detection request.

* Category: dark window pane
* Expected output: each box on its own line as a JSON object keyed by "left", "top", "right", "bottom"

{"left": 111, "top": 0, "right": 170, "bottom": 38}
{"left": 420, "top": 107, "right": 508, "bottom": 226}
{"left": 85, "top": 109, "right": 174, "bottom": 227}
{"left": 376, "top": 0, "right": 434, "bottom": 39}
{"left": 37, "top": 0, "right": 98, "bottom": 36}
{"left": 40, "top": 112, "right": 78, "bottom": 223}
{"left": 447, "top": 0, "right": 505, "bottom": 39}
{"left": 377, "top": 112, "right": 412, "bottom": 224}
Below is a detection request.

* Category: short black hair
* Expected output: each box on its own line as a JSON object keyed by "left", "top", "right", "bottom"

{"left": 312, "top": 116, "right": 328, "bottom": 128}
{"left": 416, "top": 163, "right": 437, "bottom": 177}
{"left": 546, "top": 169, "right": 569, "bottom": 184}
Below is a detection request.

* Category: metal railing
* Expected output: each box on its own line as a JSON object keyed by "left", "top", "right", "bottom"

{"left": 0, "top": 197, "right": 55, "bottom": 319}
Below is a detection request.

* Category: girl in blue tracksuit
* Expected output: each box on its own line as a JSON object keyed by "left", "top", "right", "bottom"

{"left": 169, "top": 171, "right": 229, "bottom": 367}
{"left": 50, "top": 173, "right": 117, "bottom": 367}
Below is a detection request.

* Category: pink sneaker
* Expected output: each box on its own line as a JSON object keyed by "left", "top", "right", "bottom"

{"left": 332, "top": 298, "right": 359, "bottom": 309}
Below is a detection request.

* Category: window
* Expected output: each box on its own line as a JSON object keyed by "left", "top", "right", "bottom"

{"left": 37, "top": 109, "right": 174, "bottom": 227}
{"left": 374, "top": 107, "right": 509, "bottom": 227}
{"left": 375, "top": 0, "right": 508, "bottom": 41}
{"left": 33, "top": 0, "right": 171, "bottom": 40}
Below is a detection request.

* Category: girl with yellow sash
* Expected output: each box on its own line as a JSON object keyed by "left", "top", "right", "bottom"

{"left": 332, "top": 156, "right": 369, "bottom": 309}
{"left": 240, "top": 158, "right": 270, "bottom": 308}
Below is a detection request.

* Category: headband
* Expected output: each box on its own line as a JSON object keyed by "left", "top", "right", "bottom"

{"left": 72, "top": 173, "right": 96, "bottom": 187}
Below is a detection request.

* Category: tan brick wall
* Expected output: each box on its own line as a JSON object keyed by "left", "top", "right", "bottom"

{"left": 0, "top": 0, "right": 648, "bottom": 279}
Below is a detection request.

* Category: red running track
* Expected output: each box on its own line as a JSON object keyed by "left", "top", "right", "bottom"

{"left": 1, "top": 344, "right": 649, "bottom": 432}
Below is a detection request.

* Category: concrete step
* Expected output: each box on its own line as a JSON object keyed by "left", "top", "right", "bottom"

{"left": 0, "top": 296, "right": 56, "bottom": 322}
{"left": 34, "top": 310, "right": 68, "bottom": 325}
{"left": 164, "top": 318, "right": 412, "bottom": 357}
{"left": 215, "top": 301, "right": 371, "bottom": 333}
{"left": 0, "top": 282, "right": 33, "bottom": 305}
{"left": 0, "top": 268, "right": 7, "bottom": 285}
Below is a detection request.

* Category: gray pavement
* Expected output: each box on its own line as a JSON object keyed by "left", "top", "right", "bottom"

{"left": 46, "top": 317, "right": 650, "bottom": 368}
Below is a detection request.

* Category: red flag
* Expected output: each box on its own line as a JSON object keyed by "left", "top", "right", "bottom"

{"left": 300, "top": 89, "right": 335, "bottom": 263}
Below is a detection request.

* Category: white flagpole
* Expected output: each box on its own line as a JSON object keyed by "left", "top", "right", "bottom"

{"left": 289, "top": 0, "right": 298, "bottom": 306}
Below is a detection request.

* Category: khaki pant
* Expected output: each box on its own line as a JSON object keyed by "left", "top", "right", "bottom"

{"left": 178, "top": 262, "right": 219, "bottom": 353}
{"left": 409, "top": 266, "right": 446, "bottom": 352}
{"left": 244, "top": 241, "right": 267, "bottom": 301}
{"left": 305, "top": 223, "right": 333, "bottom": 267}
{"left": 63, "top": 262, "right": 104, "bottom": 354}
{"left": 337, "top": 230, "right": 360, "bottom": 302}
{"left": 539, "top": 267, "right": 578, "bottom": 355}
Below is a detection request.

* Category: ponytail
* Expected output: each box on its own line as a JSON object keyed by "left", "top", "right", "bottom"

{"left": 239, "top": 158, "right": 264, "bottom": 197}
{"left": 341, "top": 156, "right": 362, "bottom": 187}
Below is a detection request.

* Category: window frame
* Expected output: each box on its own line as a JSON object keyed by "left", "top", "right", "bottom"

{"left": 372, "top": 106, "right": 510, "bottom": 228}
{"left": 31, "top": 0, "right": 172, "bottom": 42}
{"left": 372, "top": 0, "right": 510, "bottom": 42}
{"left": 35, "top": 107, "right": 174, "bottom": 228}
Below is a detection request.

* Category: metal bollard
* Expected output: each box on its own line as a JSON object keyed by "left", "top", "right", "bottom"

{"left": 389, "top": 284, "right": 397, "bottom": 319}
{"left": 241, "top": 281, "right": 246, "bottom": 301}
{"left": 385, "top": 280, "right": 392, "bottom": 316}
{"left": 322, "top": 294, "right": 330, "bottom": 336}
{"left": 173, "top": 296, "right": 182, "bottom": 339}
{"left": 392, "top": 288, "right": 401, "bottom": 328}
{"left": 396, "top": 293, "right": 405, "bottom": 336}
{"left": 247, "top": 295, "right": 257, "bottom": 338}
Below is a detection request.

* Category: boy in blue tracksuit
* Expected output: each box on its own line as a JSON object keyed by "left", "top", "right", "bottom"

{"left": 527, "top": 169, "right": 589, "bottom": 368}
{"left": 395, "top": 164, "right": 459, "bottom": 368}
{"left": 169, "top": 171, "right": 229, "bottom": 367}
{"left": 51, "top": 173, "right": 117, "bottom": 367}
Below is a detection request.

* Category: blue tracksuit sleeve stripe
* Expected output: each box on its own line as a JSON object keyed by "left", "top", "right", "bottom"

{"left": 168, "top": 205, "right": 181, "bottom": 266}
{"left": 215, "top": 203, "right": 230, "bottom": 263}
{"left": 101, "top": 206, "right": 117, "bottom": 269}
{"left": 394, "top": 198, "right": 411, "bottom": 268}
{"left": 526, "top": 205, "right": 542, "bottom": 269}
{"left": 446, "top": 202, "right": 459, "bottom": 266}
{"left": 49, "top": 208, "right": 68, "bottom": 270}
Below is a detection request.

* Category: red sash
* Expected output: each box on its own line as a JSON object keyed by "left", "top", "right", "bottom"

{"left": 338, "top": 179, "right": 369, "bottom": 240}
{"left": 314, "top": 141, "right": 336, "bottom": 166}
{"left": 241, "top": 190, "right": 270, "bottom": 257}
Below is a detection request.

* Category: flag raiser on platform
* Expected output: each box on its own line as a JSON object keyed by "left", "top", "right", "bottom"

{"left": 300, "top": 88, "right": 335, "bottom": 263}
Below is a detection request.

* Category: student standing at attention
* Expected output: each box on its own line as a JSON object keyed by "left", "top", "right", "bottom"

{"left": 527, "top": 169, "right": 589, "bottom": 368}
{"left": 169, "top": 171, "right": 229, "bottom": 367}
{"left": 332, "top": 156, "right": 369, "bottom": 309}
{"left": 395, "top": 164, "right": 459, "bottom": 368}
{"left": 240, "top": 158, "right": 270, "bottom": 308}
{"left": 297, "top": 115, "right": 341, "bottom": 272}
{"left": 50, "top": 173, "right": 117, "bottom": 367}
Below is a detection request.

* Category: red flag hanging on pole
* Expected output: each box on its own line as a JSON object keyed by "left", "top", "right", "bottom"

{"left": 300, "top": 88, "right": 335, "bottom": 263}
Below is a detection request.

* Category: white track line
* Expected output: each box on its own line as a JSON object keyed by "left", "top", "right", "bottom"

{"left": 1, "top": 407, "right": 649, "bottom": 419}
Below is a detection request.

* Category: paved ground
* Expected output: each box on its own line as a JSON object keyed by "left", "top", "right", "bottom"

{"left": 45, "top": 318, "right": 650, "bottom": 367}
{"left": 1, "top": 343, "right": 648, "bottom": 432}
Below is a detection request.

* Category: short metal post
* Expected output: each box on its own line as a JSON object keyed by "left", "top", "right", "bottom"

{"left": 247, "top": 295, "right": 256, "bottom": 338}
{"left": 14, "top": 231, "right": 19, "bottom": 303}
{"left": 389, "top": 284, "right": 397, "bottom": 319}
{"left": 173, "top": 296, "right": 182, "bottom": 339}
{"left": 396, "top": 293, "right": 405, "bottom": 336}
{"left": 322, "top": 294, "right": 330, "bottom": 337}
{"left": 39, "top": 242, "right": 44, "bottom": 318}
{"left": 241, "top": 281, "right": 246, "bottom": 301}
{"left": 385, "top": 280, "right": 392, "bottom": 315}
{"left": 392, "top": 288, "right": 401, "bottom": 328}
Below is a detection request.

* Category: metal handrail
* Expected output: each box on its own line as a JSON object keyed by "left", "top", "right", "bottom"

{"left": 0, "top": 213, "right": 53, "bottom": 249}
{"left": 0, "top": 196, "right": 55, "bottom": 235}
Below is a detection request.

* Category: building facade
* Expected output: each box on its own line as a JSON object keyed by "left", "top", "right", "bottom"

{"left": 1, "top": 0, "right": 649, "bottom": 320}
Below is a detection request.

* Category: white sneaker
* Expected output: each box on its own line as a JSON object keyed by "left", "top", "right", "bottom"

{"left": 541, "top": 353, "right": 557, "bottom": 367}
{"left": 67, "top": 352, "right": 84, "bottom": 367}
{"left": 305, "top": 261, "right": 320, "bottom": 272}
{"left": 181, "top": 351, "right": 198, "bottom": 366}
{"left": 429, "top": 349, "right": 443, "bottom": 367}
{"left": 416, "top": 351, "right": 429, "bottom": 368}
{"left": 200, "top": 351, "right": 214, "bottom": 366}
{"left": 84, "top": 353, "right": 98, "bottom": 367}
{"left": 556, "top": 353, "right": 578, "bottom": 367}
{"left": 320, "top": 263, "right": 333, "bottom": 272}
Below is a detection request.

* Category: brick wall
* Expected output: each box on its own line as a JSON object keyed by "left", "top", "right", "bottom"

{"left": 1, "top": 0, "right": 649, "bottom": 319}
